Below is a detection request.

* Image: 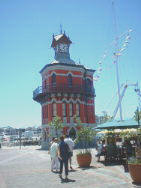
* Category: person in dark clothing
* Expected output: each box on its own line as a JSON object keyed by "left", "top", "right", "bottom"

{"left": 58, "top": 136, "right": 69, "bottom": 181}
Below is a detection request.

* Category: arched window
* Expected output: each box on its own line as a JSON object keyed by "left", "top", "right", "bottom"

{"left": 69, "top": 103, "right": 73, "bottom": 117}
{"left": 52, "top": 73, "right": 56, "bottom": 87}
{"left": 62, "top": 102, "right": 67, "bottom": 117}
{"left": 86, "top": 79, "right": 92, "bottom": 92}
{"left": 52, "top": 103, "right": 56, "bottom": 117}
{"left": 76, "top": 102, "right": 80, "bottom": 117}
{"left": 44, "top": 80, "right": 47, "bottom": 89}
{"left": 68, "top": 74, "right": 72, "bottom": 88}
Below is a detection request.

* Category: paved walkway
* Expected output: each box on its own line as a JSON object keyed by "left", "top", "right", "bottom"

{"left": 71, "top": 149, "right": 134, "bottom": 188}
{"left": 0, "top": 146, "right": 141, "bottom": 188}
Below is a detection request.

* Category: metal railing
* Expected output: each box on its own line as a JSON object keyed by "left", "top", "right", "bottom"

{"left": 33, "top": 84, "right": 95, "bottom": 100}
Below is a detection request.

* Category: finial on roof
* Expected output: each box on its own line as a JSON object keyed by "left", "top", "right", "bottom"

{"left": 64, "top": 30, "right": 66, "bottom": 35}
{"left": 52, "top": 33, "right": 54, "bottom": 38}
{"left": 60, "top": 24, "right": 63, "bottom": 34}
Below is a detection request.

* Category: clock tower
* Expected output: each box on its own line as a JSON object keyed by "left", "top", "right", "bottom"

{"left": 51, "top": 32, "right": 75, "bottom": 64}
{"left": 33, "top": 31, "right": 96, "bottom": 149}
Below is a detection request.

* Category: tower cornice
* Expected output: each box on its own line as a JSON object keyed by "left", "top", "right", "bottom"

{"left": 40, "top": 63, "right": 95, "bottom": 75}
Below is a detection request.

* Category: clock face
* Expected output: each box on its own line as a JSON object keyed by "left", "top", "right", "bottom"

{"left": 59, "top": 44, "right": 68, "bottom": 52}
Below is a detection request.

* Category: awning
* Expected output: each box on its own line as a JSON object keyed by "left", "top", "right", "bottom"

{"left": 96, "top": 119, "right": 140, "bottom": 130}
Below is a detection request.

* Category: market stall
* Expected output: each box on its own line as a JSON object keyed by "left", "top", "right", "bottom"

{"left": 95, "top": 120, "right": 141, "bottom": 164}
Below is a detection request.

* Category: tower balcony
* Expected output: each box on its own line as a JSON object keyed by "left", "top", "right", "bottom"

{"left": 33, "top": 84, "right": 95, "bottom": 103}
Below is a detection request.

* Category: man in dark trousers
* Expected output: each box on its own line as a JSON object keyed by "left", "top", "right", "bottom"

{"left": 64, "top": 135, "right": 74, "bottom": 170}
{"left": 58, "top": 135, "right": 69, "bottom": 181}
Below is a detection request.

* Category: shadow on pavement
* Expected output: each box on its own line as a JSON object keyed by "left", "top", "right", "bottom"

{"left": 36, "top": 148, "right": 48, "bottom": 151}
{"left": 132, "top": 182, "right": 141, "bottom": 187}
{"left": 98, "top": 160, "right": 122, "bottom": 166}
{"left": 51, "top": 171, "right": 60, "bottom": 174}
{"left": 69, "top": 169, "right": 77, "bottom": 172}
{"left": 61, "top": 178, "right": 76, "bottom": 183}
{"left": 78, "top": 166, "right": 98, "bottom": 170}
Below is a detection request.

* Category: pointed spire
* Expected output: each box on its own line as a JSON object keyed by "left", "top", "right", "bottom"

{"left": 52, "top": 33, "right": 54, "bottom": 39}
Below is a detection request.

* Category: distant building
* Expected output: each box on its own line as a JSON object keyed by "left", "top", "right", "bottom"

{"left": 33, "top": 32, "right": 96, "bottom": 149}
{"left": 95, "top": 115, "right": 105, "bottom": 125}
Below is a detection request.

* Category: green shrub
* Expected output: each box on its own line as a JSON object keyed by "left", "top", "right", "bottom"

{"left": 128, "top": 157, "right": 141, "bottom": 164}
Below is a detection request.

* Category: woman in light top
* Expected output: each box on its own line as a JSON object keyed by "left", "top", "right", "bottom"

{"left": 50, "top": 138, "right": 60, "bottom": 172}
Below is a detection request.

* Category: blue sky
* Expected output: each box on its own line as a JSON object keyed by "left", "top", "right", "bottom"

{"left": 0, "top": 0, "right": 140, "bottom": 128}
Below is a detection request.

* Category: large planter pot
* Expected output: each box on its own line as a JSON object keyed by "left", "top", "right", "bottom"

{"left": 77, "top": 153, "right": 92, "bottom": 167}
{"left": 128, "top": 163, "right": 141, "bottom": 183}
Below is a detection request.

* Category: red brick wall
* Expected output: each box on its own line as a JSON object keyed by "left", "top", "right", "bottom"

{"left": 41, "top": 68, "right": 95, "bottom": 125}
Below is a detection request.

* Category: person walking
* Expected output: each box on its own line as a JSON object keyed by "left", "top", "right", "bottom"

{"left": 58, "top": 136, "right": 70, "bottom": 181}
{"left": 50, "top": 138, "right": 60, "bottom": 172}
{"left": 64, "top": 135, "right": 74, "bottom": 170}
{"left": 96, "top": 140, "right": 106, "bottom": 162}
{"left": 96, "top": 140, "right": 103, "bottom": 162}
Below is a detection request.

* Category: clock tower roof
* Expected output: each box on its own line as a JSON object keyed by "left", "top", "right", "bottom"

{"left": 51, "top": 33, "right": 72, "bottom": 48}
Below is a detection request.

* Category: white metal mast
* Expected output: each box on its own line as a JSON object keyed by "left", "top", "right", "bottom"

{"left": 112, "top": 1, "right": 123, "bottom": 120}
{"left": 135, "top": 82, "right": 141, "bottom": 111}
{"left": 113, "top": 83, "right": 138, "bottom": 119}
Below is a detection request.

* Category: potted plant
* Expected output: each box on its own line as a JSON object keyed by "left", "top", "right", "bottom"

{"left": 134, "top": 109, "right": 141, "bottom": 158}
{"left": 135, "top": 128, "right": 141, "bottom": 159}
{"left": 75, "top": 126, "right": 95, "bottom": 167}
{"left": 128, "top": 157, "right": 141, "bottom": 183}
{"left": 126, "top": 127, "right": 141, "bottom": 184}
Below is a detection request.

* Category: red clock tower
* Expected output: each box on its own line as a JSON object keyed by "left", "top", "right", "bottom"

{"left": 33, "top": 32, "right": 96, "bottom": 149}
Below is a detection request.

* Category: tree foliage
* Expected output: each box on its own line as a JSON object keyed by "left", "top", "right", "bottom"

{"left": 134, "top": 108, "right": 141, "bottom": 123}
{"left": 75, "top": 126, "right": 96, "bottom": 154}
{"left": 49, "top": 116, "right": 63, "bottom": 138}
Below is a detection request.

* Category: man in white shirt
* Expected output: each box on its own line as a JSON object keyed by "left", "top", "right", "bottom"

{"left": 64, "top": 135, "right": 74, "bottom": 170}
{"left": 50, "top": 138, "right": 60, "bottom": 172}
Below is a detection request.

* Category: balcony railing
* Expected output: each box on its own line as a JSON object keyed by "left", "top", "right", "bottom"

{"left": 33, "top": 84, "right": 95, "bottom": 101}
